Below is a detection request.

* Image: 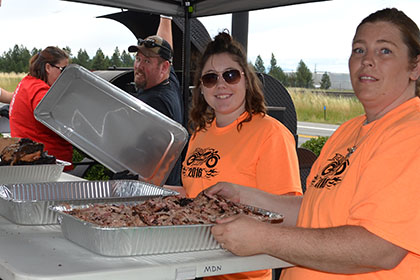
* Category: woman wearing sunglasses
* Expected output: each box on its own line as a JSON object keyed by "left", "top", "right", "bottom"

{"left": 8, "top": 46, "right": 73, "bottom": 170}
{"left": 179, "top": 32, "right": 302, "bottom": 280}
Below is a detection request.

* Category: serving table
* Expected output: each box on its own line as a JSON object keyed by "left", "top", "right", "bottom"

{"left": 0, "top": 172, "right": 292, "bottom": 280}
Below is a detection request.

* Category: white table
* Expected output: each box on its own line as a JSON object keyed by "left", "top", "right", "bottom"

{"left": 0, "top": 218, "right": 291, "bottom": 280}
{"left": 0, "top": 172, "right": 292, "bottom": 280}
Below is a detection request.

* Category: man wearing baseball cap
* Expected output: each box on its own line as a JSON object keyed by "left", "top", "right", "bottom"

{"left": 128, "top": 16, "right": 184, "bottom": 186}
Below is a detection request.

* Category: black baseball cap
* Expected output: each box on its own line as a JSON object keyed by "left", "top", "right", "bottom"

{"left": 128, "top": 35, "right": 173, "bottom": 63}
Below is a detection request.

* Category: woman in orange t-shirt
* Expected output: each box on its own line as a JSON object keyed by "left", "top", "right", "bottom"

{"left": 207, "top": 8, "right": 420, "bottom": 280}
{"left": 167, "top": 32, "right": 301, "bottom": 280}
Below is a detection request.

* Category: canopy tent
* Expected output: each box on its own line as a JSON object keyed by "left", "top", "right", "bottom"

{"left": 63, "top": 0, "right": 329, "bottom": 124}
{"left": 63, "top": 0, "right": 328, "bottom": 17}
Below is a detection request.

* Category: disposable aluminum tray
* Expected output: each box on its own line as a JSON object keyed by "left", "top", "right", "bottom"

{"left": 51, "top": 202, "right": 284, "bottom": 257}
{"left": 0, "top": 180, "right": 177, "bottom": 225}
{"left": 34, "top": 64, "right": 188, "bottom": 187}
{"left": 0, "top": 160, "right": 70, "bottom": 184}
{"left": 53, "top": 203, "right": 221, "bottom": 257}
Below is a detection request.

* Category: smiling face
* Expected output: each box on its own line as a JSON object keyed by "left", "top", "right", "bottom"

{"left": 201, "top": 52, "right": 247, "bottom": 127}
{"left": 349, "top": 21, "right": 420, "bottom": 121}
{"left": 134, "top": 51, "right": 168, "bottom": 90}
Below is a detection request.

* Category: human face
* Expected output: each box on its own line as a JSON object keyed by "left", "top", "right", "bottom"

{"left": 46, "top": 58, "right": 69, "bottom": 86}
{"left": 349, "top": 21, "right": 420, "bottom": 121}
{"left": 134, "top": 52, "right": 166, "bottom": 90}
{"left": 201, "top": 53, "right": 247, "bottom": 127}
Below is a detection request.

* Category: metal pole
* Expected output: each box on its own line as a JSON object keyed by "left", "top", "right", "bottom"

{"left": 182, "top": 1, "right": 192, "bottom": 127}
{"left": 231, "top": 12, "right": 249, "bottom": 54}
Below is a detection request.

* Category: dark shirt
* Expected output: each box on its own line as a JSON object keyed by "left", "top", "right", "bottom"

{"left": 133, "top": 67, "right": 184, "bottom": 185}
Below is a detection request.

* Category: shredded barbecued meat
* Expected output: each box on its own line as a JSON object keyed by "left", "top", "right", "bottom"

{"left": 65, "top": 193, "right": 283, "bottom": 227}
{"left": 0, "top": 138, "right": 56, "bottom": 166}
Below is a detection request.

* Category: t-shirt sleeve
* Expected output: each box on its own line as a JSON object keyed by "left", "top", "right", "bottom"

{"left": 256, "top": 124, "right": 302, "bottom": 196}
{"left": 347, "top": 131, "right": 420, "bottom": 254}
{"left": 30, "top": 85, "right": 49, "bottom": 112}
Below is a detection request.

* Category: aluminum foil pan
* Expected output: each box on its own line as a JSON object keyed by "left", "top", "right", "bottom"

{"left": 34, "top": 64, "right": 188, "bottom": 187}
{"left": 51, "top": 200, "right": 283, "bottom": 257}
{"left": 0, "top": 180, "right": 177, "bottom": 225}
{"left": 52, "top": 203, "right": 221, "bottom": 257}
{"left": 0, "top": 160, "right": 70, "bottom": 184}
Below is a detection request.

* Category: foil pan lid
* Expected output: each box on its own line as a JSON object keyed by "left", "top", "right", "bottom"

{"left": 34, "top": 64, "right": 188, "bottom": 186}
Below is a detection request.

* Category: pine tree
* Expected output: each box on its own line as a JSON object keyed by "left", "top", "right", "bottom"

{"left": 254, "top": 55, "right": 265, "bottom": 73}
{"left": 320, "top": 72, "right": 331, "bottom": 89}
{"left": 62, "top": 46, "right": 72, "bottom": 57}
{"left": 110, "top": 47, "right": 122, "bottom": 68}
{"left": 72, "top": 49, "right": 91, "bottom": 69}
{"left": 268, "top": 53, "right": 288, "bottom": 86}
{"left": 296, "top": 60, "right": 314, "bottom": 88}
{"left": 90, "top": 49, "right": 109, "bottom": 70}
{"left": 121, "top": 50, "right": 134, "bottom": 67}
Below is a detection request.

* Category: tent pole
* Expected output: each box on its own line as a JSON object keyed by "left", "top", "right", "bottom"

{"left": 182, "top": 1, "right": 192, "bottom": 128}
{"left": 231, "top": 12, "right": 249, "bottom": 54}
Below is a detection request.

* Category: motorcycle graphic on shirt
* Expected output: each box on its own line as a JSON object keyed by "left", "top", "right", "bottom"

{"left": 310, "top": 153, "right": 349, "bottom": 189}
{"left": 183, "top": 147, "right": 220, "bottom": 179}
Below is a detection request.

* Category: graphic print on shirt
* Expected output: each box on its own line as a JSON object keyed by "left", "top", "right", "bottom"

{"left": 310, "top": 153, "right": 349, "bottom": 189}
{"left": 183, "top": 147, "right": 220, "bottom": 179}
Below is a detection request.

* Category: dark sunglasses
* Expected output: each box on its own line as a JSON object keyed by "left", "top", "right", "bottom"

{"left": 51, "top": 64, "right": 66, "bottom": 73}
{"left": 137, "top": 38, "right": 171, "bottom": 53}
{"left": 201, "top": 69, "right": 244, "bottom": 88}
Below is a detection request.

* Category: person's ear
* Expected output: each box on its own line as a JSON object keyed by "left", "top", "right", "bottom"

{"left": 161, "top": 60, "right": 171, "bottom": 74}
{"left": 45, "top": 63, "right": 53, "bottom": 75}
{"left": 409, "top": 55, "right": 420, "bottom": 81}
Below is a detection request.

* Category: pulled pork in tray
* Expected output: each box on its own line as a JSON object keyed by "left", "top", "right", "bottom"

{"left": 0, "top": 137, "right": 56, "bottom": 166}
{"left": 65, "top": 193, "right": 283, "bottom": 227}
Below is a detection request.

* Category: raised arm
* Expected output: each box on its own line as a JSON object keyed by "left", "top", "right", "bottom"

{"left": 157, "top": 16, "right": 173, "bottom": 49}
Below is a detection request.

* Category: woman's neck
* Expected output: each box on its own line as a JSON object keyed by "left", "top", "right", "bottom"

{"left": 215, "top": 109, "right": 246, "bottom": 127}
{"left": 364, "top": 89, "right": 416, "bottom": 123}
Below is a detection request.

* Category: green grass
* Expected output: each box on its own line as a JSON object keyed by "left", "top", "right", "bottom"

{"left": 0, "top": 72, "right": 26, "bottom": 92}
{"left": 0, "top": 72, "right": 364, "bottom": 125}
{"left": 288, "top": 87, "right": 365, "bottom": 125}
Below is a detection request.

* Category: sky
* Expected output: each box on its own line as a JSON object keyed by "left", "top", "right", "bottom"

{"left": 1, "top": 0, "right": 420, "bottom": 74}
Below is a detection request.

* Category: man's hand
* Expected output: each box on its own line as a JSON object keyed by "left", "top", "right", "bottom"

{"left": 204, "top": 182, "right": 241, "bottom": 203}
{"left": 212, "top": 215, "right": 271, "bottom": 256}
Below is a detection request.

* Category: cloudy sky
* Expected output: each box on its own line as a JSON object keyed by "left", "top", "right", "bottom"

{"left": 1, "top": 0, "right": 420, "bottom": 73}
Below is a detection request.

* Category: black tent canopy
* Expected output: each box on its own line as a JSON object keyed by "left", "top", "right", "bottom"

{"left": 63, "top": 0, "right": 329, "bottom": 124}
{"left": 63, "top": 0, "right": 328, "bottom": 18}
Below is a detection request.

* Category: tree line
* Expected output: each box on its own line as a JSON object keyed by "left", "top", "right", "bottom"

{"left": 253, "top": 53, "right": 331, "bottom": 90}
{"left": 0, "top": 45, "right": 135, "bottom": 73}
{"left": 0, "top": 45, "right": 331, "bottom": 90}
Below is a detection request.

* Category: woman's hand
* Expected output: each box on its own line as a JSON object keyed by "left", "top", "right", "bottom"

{"left": 211, "top": 215, "right": 270, "bottom": 256}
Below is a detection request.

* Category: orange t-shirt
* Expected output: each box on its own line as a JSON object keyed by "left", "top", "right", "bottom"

{"left": 281, "top": 97, "right": 420, "bottom": 280}
{"left": 182, "top": 112, "right": 302, "bottom": 280}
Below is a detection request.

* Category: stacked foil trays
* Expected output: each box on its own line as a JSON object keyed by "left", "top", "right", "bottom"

{"left": 0, "top": 180, "right": 177, "bottom": 225}
{"left": 0, "top": 179, "right": 223, "bottom": 256}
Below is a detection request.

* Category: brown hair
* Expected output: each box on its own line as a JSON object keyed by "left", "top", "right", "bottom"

{"left": 189, "top": 31, "right": 266, "bottom": 136}
{"left": 356, "top": 8, "right": 420, "bottom": 96}
{"left": 29, "top": 46, "right": 69, "bottom": 84}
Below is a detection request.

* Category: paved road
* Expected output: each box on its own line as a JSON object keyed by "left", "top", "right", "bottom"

{"left": 297, "top": 121, "right": 339, "bottom": 147}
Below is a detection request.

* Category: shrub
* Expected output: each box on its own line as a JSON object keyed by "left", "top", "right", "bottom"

{"left": 72, "top": 148, "right": 111, "bottom": 180}
{"left": 301, "top": 136, "right": 329, "bottom": 156}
